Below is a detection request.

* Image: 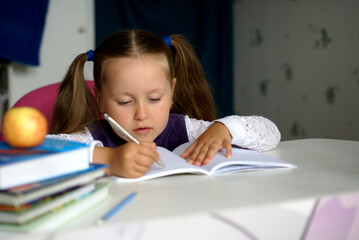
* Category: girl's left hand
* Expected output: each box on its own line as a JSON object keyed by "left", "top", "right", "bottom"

{"left": 180, "top": 122, "right": 232, "bottom": 166}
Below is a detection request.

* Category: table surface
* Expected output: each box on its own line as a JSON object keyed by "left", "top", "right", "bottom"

{"left": 72, "top": 138, "right": 359, "bottom": 224}
{"left": 3, "top": 138, "right": 359, "bottom": 239}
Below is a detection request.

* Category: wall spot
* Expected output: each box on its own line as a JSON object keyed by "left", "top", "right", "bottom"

{"left": 250, "top": 28, "right": 264, "bottom": 46}
{"left": 290, "top": 122, "right": 299, "bottom": 137}
{"left": 309, "top": 24, "right": 332, "bottom": 48}
{"left": 352, "top": 67, "right": 359, "bottom": 88}
{"left": 283, "top": 33, "right": 291, "bottom": 39}
{"left": 281, "top": 62, "right": 293, "bottom": 81}
{"left": 325, "top": 86, "right": 339, "bottom": 105}
{"left": 326, "top": 87, "right": 335, "bottom": 104}
{"left": 289, "top": 122, "right": 305, "bottom": 138}
{"left": 301, "top": 94, "right": 308, "bottom": 103}
{"left": 320, "top": 28, "right": 332, "bottom": 48}
{"left": 352, "top": 67, "right": 358, "bottom": 76}
{"left": 259, "top": 79, "right": 269, "bottom": 96}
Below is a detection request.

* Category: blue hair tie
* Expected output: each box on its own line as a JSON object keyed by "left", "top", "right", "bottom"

{"left": 87, "top": 50, "right": 94, "bottom": 61}
{"left": 162, "top": 36, "right": 171, "bottom": 47}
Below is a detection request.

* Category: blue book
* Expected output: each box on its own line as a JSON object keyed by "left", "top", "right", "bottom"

{"left": 0, "top": 138, "right": 90, "bottom": 190}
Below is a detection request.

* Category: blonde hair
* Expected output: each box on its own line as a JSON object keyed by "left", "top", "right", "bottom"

{"left": 51, "top": 30, "right": 216, "bottom": 134}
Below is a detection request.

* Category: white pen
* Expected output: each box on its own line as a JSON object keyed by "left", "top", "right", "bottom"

{"left": 104, "top": 113, "right": 165, "bottom": 167}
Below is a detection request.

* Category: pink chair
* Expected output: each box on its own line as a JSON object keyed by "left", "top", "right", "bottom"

{"left": 0, "top": 81, "right": 95, "bottom": 141}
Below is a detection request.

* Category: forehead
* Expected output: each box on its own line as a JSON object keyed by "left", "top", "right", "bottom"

{"left": 102, "top": 55, "right": 171, "bottom": 91}
{"left": 104, "top": 54, "right": 169, "bottom": 77}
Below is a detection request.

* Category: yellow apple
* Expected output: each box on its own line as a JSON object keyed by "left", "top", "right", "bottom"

{"left": 1, "top": 107, "right": 48, "bottom": 148}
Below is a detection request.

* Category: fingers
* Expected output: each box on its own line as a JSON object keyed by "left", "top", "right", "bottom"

{"left": 141, "top": 142, "right": 164, "bottom": 166}
{"left": 180, "top": 141, "right": 197, "bottom": 160}
{"left": 188, "top": 142, "right": 219, "bottom": 166}
{"left": 120, "top": 143, "right": 159, "bottom": 177}
{"left": 135, "top": 143, "right": 160, "bottom": 167}
{"left": 202, "top": 144, "right": 221, "bottom": 165}
{"left": 181, "top": 122, "right": 233, "bottom": 166}
{"left": 142, "top": 142, "right": 158, "bottom": 153}
{"left": 186, "top": 140, "right": 233, "bottom": 166}
{"left": 223, "top": 140, "right": 232, "bottom": 158}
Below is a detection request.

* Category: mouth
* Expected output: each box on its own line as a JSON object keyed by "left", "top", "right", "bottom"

{"left": 133, "top": 127, "right": 152, "bottom": 135}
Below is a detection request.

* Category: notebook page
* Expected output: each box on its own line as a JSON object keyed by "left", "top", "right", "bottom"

{"left": 207, "top": 148, "right": 295, "bottom": 174}
{"left": 115, "top": 147, "right": 208, "bottom": 182}
{"left": 173, "top": 142, "right": 295, "bottom": 174}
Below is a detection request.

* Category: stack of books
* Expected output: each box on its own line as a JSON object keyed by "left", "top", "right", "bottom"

{"left": 0, "top": 138, "right": 110, "bottom": 233}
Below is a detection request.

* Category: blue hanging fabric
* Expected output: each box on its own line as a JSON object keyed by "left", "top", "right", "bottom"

{"left": 0, "top": 0, "right": 49, "bottom": 66}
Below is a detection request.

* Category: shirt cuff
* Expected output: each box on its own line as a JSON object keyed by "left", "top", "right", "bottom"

{"left": 215, "top": 116, "right": 246, "bottom": 144}
{"left": 88, "top": 140, "right": 103, "bottom": 163}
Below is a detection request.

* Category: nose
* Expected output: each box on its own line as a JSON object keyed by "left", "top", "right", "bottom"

{"left": 134, "top": 102, "right": 149, "bottom": 121}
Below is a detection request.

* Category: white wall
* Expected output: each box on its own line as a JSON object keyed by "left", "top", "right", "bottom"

{"left": 8, "top": 0, "right": 94, "bottom": 106}
{"left": 233, "top": 0, "right": 359, "bottom": 141}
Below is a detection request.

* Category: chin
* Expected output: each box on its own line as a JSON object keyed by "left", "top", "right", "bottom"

{"left": 137, "top": 134, "right": 157, "bottom": 143}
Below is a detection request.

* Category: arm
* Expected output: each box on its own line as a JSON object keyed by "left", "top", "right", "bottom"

{"left": 47, "top": 129, "right": 159, "bottom": 178}
{"left": 182, "top": 115, "right": 281, "bottom": 165}
{"left": 185, "top": 115, "right": 281, "bottom": 152}
{"left": 47, "top": 129, "right": 102, "bottom": 164}
{"left": 93, "top": 142, "right": 159, "bottom": 178}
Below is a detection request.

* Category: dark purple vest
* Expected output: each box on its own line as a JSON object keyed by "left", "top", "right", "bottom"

{"left": 89, "top": 114, "right": 189, "bottom": 151}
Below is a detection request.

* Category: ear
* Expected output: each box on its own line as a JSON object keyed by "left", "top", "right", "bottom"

{"left": 171, "top": 78, "right": 176, "bottom": 93}
{"left": 171, "top": 78, "right": 176, "bottom": 108}
{"left": 94, "top": 86, "right": 105, "bottom": 113}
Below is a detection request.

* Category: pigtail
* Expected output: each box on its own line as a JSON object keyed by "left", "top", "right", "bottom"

{"left": 170, "top": 35, "right": 217, "bottom": 121}
{"left": 50, "top": 53, "right": 99, "bottom": 134}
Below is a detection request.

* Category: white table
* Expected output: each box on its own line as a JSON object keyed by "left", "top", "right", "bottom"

{"left": 4, "top": 139, "right": 359, "bottom": 239}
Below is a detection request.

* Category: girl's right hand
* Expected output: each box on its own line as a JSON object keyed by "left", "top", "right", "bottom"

{"left": 111, "top": 142, "right": 160, "bottom": 178}
{"left": 94, "top": 142, "right": 159, "bottom": 178}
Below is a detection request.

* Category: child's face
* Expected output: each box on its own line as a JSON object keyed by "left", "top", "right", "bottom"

{"left": 97, "top": 55, "right": 175, "bottom": 143}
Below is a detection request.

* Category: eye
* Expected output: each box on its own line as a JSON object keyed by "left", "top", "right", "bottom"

{"left": 149, "top": 98, "right": 161, "bottom": 103}
{"left": 117, "top": 100, "right": 131, "bottom": 105}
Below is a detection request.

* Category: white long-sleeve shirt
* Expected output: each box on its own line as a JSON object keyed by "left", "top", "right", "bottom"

{"left": 47, "top": 115, "right": 281, "bottom": 162}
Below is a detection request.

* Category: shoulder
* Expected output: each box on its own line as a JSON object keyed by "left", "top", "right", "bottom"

{"left": 166, "top": 113, "right": 187, "bottom": 131}
{"left": 169, "top": 113, "right": 185, "bottom": 121}
{"left": 168, "top": 113, "right": 187, "bottom": 127}
{"left": 155, "top": 113, "right": 188, "bottom": 150}
{"left": 46, "top": 129, "right": 94, "bottom": 144}
{"left": 88, "top": 120, "right": 126, "bottom": 148}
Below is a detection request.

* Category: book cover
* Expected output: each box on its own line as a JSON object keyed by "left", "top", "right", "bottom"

{"left": 0, "top": 182, "right": 111, "bottom": 233}
{"left": 116, "top": 142, "right": 296, "bottom": 182}
{"left": 0, "top": 164, "right": 106, "bottom": 206}
{"left": 0, "top": 138, "right": 90, "bottom": 189}
{"left": 0, "top": 183, "right": 95, "bottom": 224}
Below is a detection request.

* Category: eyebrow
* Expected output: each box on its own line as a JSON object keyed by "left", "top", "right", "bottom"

{"left": 147, "top": 88, "right": 167, "bottom": 94}
{"left": 113, "top": 88, "right": 167, "bottom": 97}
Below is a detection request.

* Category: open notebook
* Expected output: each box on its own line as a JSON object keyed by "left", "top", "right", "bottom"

{"left": 116, "top": 142, "right": 296, "bottom": 182}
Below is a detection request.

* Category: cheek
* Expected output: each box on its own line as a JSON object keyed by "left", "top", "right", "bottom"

{"left": 101, "top": 98, "right": 118, "bottom": 114}
{"left": 153, "top": 105, "right": 171, "bottom": 129}
{"left": 107, "top": 108, "right": 133, "bottom": 132}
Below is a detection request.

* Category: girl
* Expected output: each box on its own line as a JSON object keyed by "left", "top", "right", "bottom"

{"left": 49, "top": 29, "right": 280, "bottom": 178}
